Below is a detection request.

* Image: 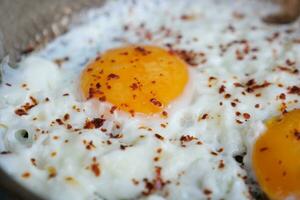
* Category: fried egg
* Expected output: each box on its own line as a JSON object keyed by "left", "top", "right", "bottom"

{"left": 0, "top": 0, "right": 300, "bottom": 200}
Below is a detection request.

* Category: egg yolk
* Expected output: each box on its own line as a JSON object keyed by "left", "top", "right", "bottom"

{"left": 80, "top": 45, "right": 188, "bottom": 114}
{"left": 253, "top": 109, "right": 300, "bottom": 200}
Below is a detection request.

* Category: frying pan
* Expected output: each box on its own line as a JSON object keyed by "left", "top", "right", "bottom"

{"left": 0, "top": 0, "right": 105, "bottom": 199}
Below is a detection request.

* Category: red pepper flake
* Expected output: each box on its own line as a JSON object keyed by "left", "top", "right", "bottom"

{"left": 129, "top": 109, "right": 135, "bottom": 117}
{"left": 180, "top": 14, "right": 196, "bottom": 21}
{"left": 150, "top": 98, "right": 162, "bottom": 107}
{"left": 91, "top": 162, "right": 101, "bottom": 177}
{"left": 115, "top": 124, "right": 121, "bottom": 129}
{"left": 66, "top": 124, "right": 72, "bottom": 129}
{"left": 48, "top": 167, "right": 57, "bottom": 179}
{"left": 282, "top": 171, "right": 287, "bottom": 177}
{"left": 170, "top": 49, "right": 206, "bottom": 67}
{"left": 153, "top": 157, "right": 159, "bottom": 162}
{"left": 252, "top": 55, "right": 257, "bottom": 60}
{"left": 231, "top": 102, "right": 237, "bottom": 107}
{"left": 98, "top": 96, "right": 106, "bottom": 102}
{"left": 180, "top": 135, "right": 197, "bottom": 142}
{"left": 294, "top": 130, "right": 300, "bottom": 140}
{"left": 109, "top": 133, "right": 123, "bottom": 139}
{"left": 279, "top": 93, "right": 286, "bottom": 100}
{"left": 203, "top": 188, "right": 212, "bottom": 195}
{"left": 106, "top": 84, "right": 112, "bottom": 90}
{"left": 142, "top": 179, "right": 154, "bottom": 195}
{"left": 209, "top": 76, "right": 216, "bottom": 81}
{"left": 106, "top": 140, "right": 112, "bottom": 145}
{"left": 288, "top": 86, "right": 300, "bottom": 95}
{"left": 156, "top": 148, "right": 162, "bottom": 153}
{"left": 65, "top": 176, "right": 77, "bottom": 184}
{"left": 107, "top": 73, "right": 120, "bottom": 80}
{"left": 236, "top": 119, "right": 243, "bottom": 124}
{"left": 160, "top": 124, "right": 167, "bottom": 128}
{"left": 277, "top": 66, "right": 298, "bottom": 74}
{"left": 84, "top": 118, "right": 105, "bottom": 129}
{"left": 180, "top": 135, "right": 197, "bottom": 147}
{"left": 286, "top": 59, "right": 296, "bottom": 66}
{"left": 243, "top": 113, "right": 251, "bottom": 120}
{"left": 217, "top": 148, "right": 224, "bottom": 153}
{"left": 218, "top": 160, "right": 225, "bottom": 169}
{"left": 255, "top": 93, "right": 261, "bottom": 97}
{"left": 227, "top": 24, "right": 235, "bottom": 32}
{"left": 95, "top": 83, "right": 101, "bottom": 89}
{"left": 87, "top": 68, "right": 93, "bottom": 72}
{"left": 142, "top": 166, "right": 168, "bottom": 196}
{"left": 266, "top": 32, "right": 280, "bottom": 42}
{"left": 54, "top": 57, "right": 69, "bottom": 66}
{"left": 53, "top": 136, "right": 60, "bottom": 140}
{"left": 235, "top": 49, "right": 244, "bottom": 60}
{"left": 120, "top": 144, "right": 128, "bottom": 150}
{"left": 145, "top": 31, "right": 153, "bottom": 40}
{"left": 135, "top": 46, "right": 151, "bottom": 56}
{"left": 56, "top": 119, "right": 64, "bottom": 125}
{"left": 224, "top": 94, "right": 231, "bottom": 99}
{"left": 30, "top": 158, "right": 37, "bottom": 166}
{"left": 63, "top": 113, "right": 70, "bottom": 121}
{"left": 219, "top": 85, "right": 226, "bottom": 94}
{"left": 130, "top": 83, "right": 139, "bottom": 90}
{"left": 246, "top": 81, "right": 271, "bottom": 93}
{"left": 21, "top": 45, "right": 35, "bottom": 55}
{"left": 15, "top": 109, "right": 28, "bottom": 116}
{"left": 246, "top": 79, "right": 256, "bottom": 86}
{"left": 154, "top": 133, "right": 164, "bottom": 141}
{"left": 260, "top": 147, "right": 269, "bottom": 152}
{"left": 132, "top": 179, "right": 140, "bottom": 185}
{"left": 280, "top": 102, "right": 287, "bottom": 114}
{"left": 22, "top": 172, "right": 31, "bottom": 178}
{"left": 201, "top": 113, "right": 209, "bottom": 120}
{"left": 93, "top": 118, "right": 105, "bottom": 128}
{"left": 255, "top": 104, "right": 260, "bottom": 108}
{"left": 278, "top": 84, "right": 285, "bottom": 89}
{"left": 30, "top": 96, "right": 38, "bottom": 104}
{"left": 85, "top": 140, "right": 96, "bottom": 150}
{"left": 110, "top": 106, "right": 117, "bottom": 114}
{"left": 87, "top": 88, "right": 95, "bottom": 99}
{"left": 14, "top": 96, "right": 39, "bottom": 116}
{"left": 162, "top": 111, "right": 168, "bottom": 117}
{"left": 63, "top": 93, "right": 69, "bottom": 96}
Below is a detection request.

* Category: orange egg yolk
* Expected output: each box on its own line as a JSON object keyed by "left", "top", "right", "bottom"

{"left": 80, "top": 45, "right": 188, "bottom": 114}
{"left": 253, "top": 109, "right": 300, "bottom": 200}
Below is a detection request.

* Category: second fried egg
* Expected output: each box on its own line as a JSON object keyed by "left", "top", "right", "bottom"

{"left": 0, "top": 0, "right": 300, "bottom": 200}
